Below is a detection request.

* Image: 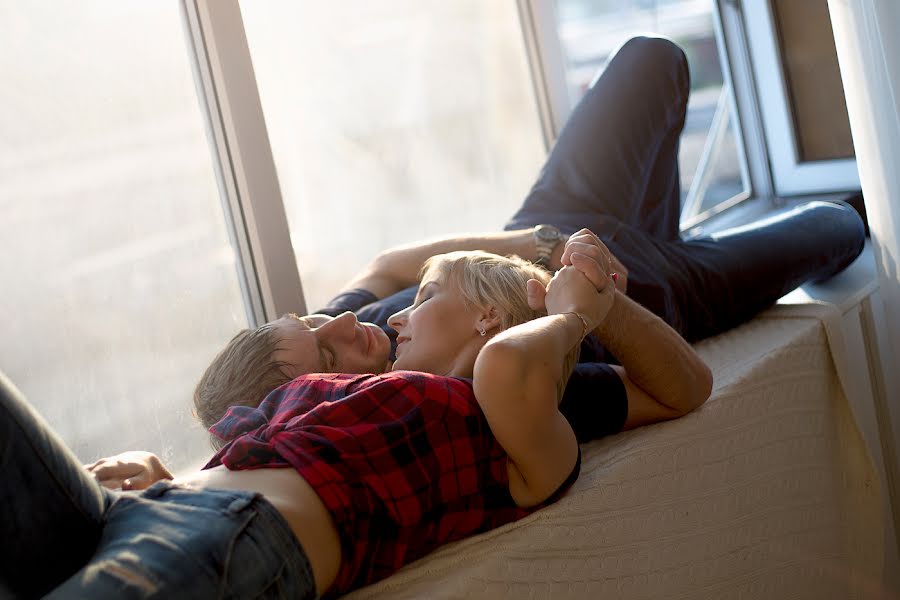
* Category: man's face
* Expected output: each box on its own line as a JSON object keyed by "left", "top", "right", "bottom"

{"left": 271, "top": 312, "right": 392, "bottom": 377}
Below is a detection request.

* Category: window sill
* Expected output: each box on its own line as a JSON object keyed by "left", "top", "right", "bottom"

{"left": 684, "top": 191, "right": 876, "bottom": 312}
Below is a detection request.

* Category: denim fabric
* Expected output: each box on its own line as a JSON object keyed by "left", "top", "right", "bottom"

{"left": 505, "top": 36, "right": 865, "bottom": 343}
{"left": 0, "top": 372, "right": 316, "bottom": 600}
{"left": 315, "top": 37, "right": 865, "bottom": 350}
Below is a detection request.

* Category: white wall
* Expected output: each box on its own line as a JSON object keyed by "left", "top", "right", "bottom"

{"left": 828, "top": 0, "right": 900, "bottom": 526}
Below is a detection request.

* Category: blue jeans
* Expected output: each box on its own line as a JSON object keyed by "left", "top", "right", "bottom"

{"left": 0, "top": 372, "right": 316, "bottom": 599}
{"left": 350, "top": 37, "right": 865, "bottom": 355}
{"left": 506, "top": 36, "right": 865, "bottom": 344}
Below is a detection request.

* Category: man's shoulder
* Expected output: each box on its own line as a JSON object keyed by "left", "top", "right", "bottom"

{"left": 314, "top": 288, "right": 380, "bottom": 316}
{"left": 316, "top": 286, "right": 418, "bottom": 326}
{"left": 281, "top": 370, "right": 471, "bottom": 395}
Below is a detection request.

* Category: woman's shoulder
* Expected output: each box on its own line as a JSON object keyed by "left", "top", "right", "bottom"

{"left": 286, "top": 371, "right": 469, "bottom": 386}
{"left": 375, "top": 370, "right": 473, "bottom": 387}
{"left": 284, "top": 372, "right": 476, "bottom": 409}
{"left": 353, "top": 371, "right": 476, "bottom": 403}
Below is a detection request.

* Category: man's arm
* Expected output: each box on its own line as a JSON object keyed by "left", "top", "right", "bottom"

{"left": 555, "top": 229, "right": 712, "bottom": 428}
{"left": 340, "top": 228, "right": 561, "bottom": 300}
{"left": 595, "top": 293, "right": 712, "bottom": 429}
{"left": 560, "top": 243, "right": 711, "bottom": 428}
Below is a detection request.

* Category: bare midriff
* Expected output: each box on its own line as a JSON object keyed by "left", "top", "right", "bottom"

{"left": 175, "top": 466, "right": 341, "bottom": 596}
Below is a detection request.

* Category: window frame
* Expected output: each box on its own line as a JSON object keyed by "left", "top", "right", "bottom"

{"left": 740, "top": 0, "right": 860, "bottom": 196}
{"left": 181, "top": 0, "right": 306, "bottom": 324}
{"left": 516, "top": 0, "right": 571, "bottom": 152}
{"left": 186, "top": 0, "right": 863, "bottom": 317}
{"left": 680, "top": 0, "right": 757, "bottom": 229}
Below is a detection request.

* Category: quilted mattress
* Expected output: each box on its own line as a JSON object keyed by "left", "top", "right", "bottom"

{"left": 346, "top": 307, "right": 882, "bottom": 599}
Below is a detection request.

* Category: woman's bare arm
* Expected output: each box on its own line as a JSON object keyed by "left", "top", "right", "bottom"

{"left": 473, "top": 265, "right": 613, "bottom": 507}
{"left": 473, "top": 313, "right": 582, "bottom": 508}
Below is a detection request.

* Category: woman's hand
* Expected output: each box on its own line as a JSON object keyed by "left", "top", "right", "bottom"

{"left": 527, "top": 228, "right": 619, "bottom": 332}
{"left": 85, "top": 451, "right": 173, "bottom": 490}
{"left": 543, "top": 264, "right": 616, "bottom": 333}
{"left": 560, "top": 229, "right": 628, "bottom": 293}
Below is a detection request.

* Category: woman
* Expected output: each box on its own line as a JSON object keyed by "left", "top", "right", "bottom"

{"left": 0, "top": 240, "right": 710, "bottom": 598}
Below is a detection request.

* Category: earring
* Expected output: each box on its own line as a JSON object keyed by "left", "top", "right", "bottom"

{"left": 479, "top": 326, "right": 487, "bottom": 337}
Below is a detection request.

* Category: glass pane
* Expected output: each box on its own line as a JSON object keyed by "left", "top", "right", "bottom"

{"left": 771, "top": 0, "right": 854, "bottom": 162}
{"left": 696, "top": 110, "right": 746, "bottom": 212}
{"left": 240, "top": 1, "right": 546, "bottom": 311}
{"left": 555, "top": 0, "right": 749, "bottom": 221}
{"left": 0, "top": 2, "right": 248, "bottom": 472}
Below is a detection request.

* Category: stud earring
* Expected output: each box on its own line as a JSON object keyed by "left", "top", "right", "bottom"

{"left": 479, "top": 326, "right": 487, "bottom": 337}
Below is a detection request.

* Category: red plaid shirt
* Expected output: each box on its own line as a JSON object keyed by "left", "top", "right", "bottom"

{"left": 204, "top": 371, "right": 578, "bottom": 596}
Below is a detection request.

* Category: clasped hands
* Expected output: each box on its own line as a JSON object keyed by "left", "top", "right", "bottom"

{"left": 527, "top": 228, "right": 621, "bottom": 334}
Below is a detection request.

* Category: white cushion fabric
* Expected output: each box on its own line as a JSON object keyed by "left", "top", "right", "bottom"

{"left": 346, "top": 308, "right": 882, "bottom": 599}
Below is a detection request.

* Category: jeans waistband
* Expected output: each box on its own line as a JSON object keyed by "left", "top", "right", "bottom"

{"left": 139, "top": 481, "right": 316, "bottom": 597}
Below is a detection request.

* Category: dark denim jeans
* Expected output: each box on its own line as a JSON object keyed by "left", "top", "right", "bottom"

{"left": 354, "top": 37, "right": 865, "bottom": 355}
{"left": 335, "top": 36, "right": 865, "bottom": 444}
{"left": 0, "top": 372, "right": 316, "bottom": 600}
{"left": 506, "top": 36, "right": 865, "bottom": 344}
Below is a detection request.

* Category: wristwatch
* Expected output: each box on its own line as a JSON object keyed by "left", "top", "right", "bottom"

{"left": 533, "top": 224, "right": 567, "bottom": 268}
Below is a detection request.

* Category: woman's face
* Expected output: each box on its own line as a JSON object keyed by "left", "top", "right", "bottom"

{"left": 387, "top": 274, "right": 489, "bottom": 377}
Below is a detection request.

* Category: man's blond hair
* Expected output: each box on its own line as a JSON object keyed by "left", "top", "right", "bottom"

{"left": 193, "top": 324, "right": 290, "bottom": 448}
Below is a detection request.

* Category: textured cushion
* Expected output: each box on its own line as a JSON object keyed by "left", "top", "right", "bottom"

{"left": 346, "top": 307, "right": 882, "bottom": 599}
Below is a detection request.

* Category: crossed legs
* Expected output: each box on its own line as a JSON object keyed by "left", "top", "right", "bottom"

{"left": 506, "top": 35, "right": 865, "bottom": 343}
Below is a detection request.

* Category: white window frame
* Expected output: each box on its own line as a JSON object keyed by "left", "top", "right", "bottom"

{"left": 715, "top": 0, "right": 773, "bottom": 201}
{"left": 516, "top": 0, "right": 571, "bottom": 151}
{"left": 680, "top": 0, "right": 757, "bottom": 228}
{"left": 181, "top": 0, "right": 306, "bottom": 325}
{"left": 741, "top": 0, "right": 860, "bottom": 196}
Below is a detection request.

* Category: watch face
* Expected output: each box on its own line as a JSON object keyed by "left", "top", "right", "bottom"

{"left": 536, "top": 225, "right": 562, "bottom": 242}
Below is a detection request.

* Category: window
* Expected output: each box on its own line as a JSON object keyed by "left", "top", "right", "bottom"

{"left": 0, "top": 2, "right": 247, "bottom": 471}
{"left": 239, "top": 1, "right": 546, "bottom": 311}
{"left": 771, "top": 0, "right": 854, "bottom": 163}
{"left": 742, "top": 0, "right": 859, "bottom": 195}
{"left": 553, "top": 0, "right": 749, "bottom": 224}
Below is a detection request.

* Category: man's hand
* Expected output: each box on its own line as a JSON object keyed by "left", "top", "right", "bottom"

{"left": 527, "top": 228, "right": 625, "bottom": 315}
{"left": 544, "top": 264, "right": 616, "bottom": 332}
{"left": 85, "top": 451, "right": 173, "bottom": 491}
{"left": 560, "top": 229, "right": 628, "bottom": 293}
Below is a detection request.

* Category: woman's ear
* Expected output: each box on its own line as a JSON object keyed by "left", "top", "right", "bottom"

{"left": 476, "top": 306, "right": 503, "bottom": 335}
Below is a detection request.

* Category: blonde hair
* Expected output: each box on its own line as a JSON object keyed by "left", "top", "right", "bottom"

{"left": 421, "top": 251, "right": 580, "bottom": 400}
{"left": 193, "top": 324, "right": 291, "bottom": 449}
{"left": 421, "top": 251, "right": 550, "bottom": 330}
